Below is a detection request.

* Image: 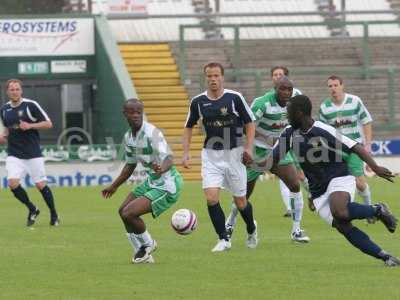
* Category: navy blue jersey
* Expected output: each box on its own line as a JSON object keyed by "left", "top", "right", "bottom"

{"left": 0, "top": 98, "right": 50, "bottom": 159}
{"left": 185, "top": 89, "right": 255, "bottom": 150}
{"left": 272, "top": 121, "right": 357, "bottom": 199}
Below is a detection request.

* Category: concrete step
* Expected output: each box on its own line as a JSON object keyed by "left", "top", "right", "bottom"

{"left": 121, "top": 51, "right": 172, "bottom": 58}
{"left": 119, "top": 44, "right": 170, "bottom": 52}
{"left": 137, "top": 86, "right": 186, "bottom": 93}
{"left": 134, "top": 78, "right": 181, "bottom": 86}
{"left": 143, "top": 100, "right": 188, "bottom": 107}
{"left": 132, "top": 71, "right": 180, "bottom": 79}
{"left": 140, "top": 93, "right": 188, "bottom": 100}
{"left": 124, "top": 58, "right": 175, "bottom": 66}
{"left": 127, "top": 65, "right": 177, "bottom": 72}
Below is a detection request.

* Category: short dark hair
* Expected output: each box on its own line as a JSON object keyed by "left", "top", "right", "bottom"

{"left": 203, "top": 62, "right": 224, "bottom": 75}
{"left": 327, "top": 75, "right": 343, "bottom": 84}
{"left": 124, "top": 98, "right": 143, "bottom": 107}
{"left": 271, "top": 66, "right": 289, "bottom": 77}
{"left": 290, "top": 95, "right": 312, "bottom": 116}
{"left": 5, "top": 78, "right": 22, "bottom": 89}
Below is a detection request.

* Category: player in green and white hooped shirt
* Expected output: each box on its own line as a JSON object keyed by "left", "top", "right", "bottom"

{"left": 269, "top": 66, "right": 310, "bottom": 216}
{"left": 226, "top": 76, "right": 310, "bottom": 242}
{"left": 102, "top": 99, "right": 183, "bottom": 264}
{"left": 319, "top": 75, "right": 374, "bottom": 219}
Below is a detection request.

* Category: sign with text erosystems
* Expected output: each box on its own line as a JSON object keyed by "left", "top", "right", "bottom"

{"left": 0, "top": 18, "right": 94, "bottom": 57}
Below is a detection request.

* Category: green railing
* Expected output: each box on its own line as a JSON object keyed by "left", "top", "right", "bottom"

{"left": 198, "top": 66, "right": 399, "bottom": 130}
{"left": 179, "top": 20, "right": 400, "bottom": 81}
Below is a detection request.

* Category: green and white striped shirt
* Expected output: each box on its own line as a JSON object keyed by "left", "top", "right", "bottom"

{"left": 124, "top": 121, "right": 179, "bottom": 193}
{"left": 319, "top": 93, "right": 372, "bottom": 143}
{"left": 252, "top": 88, "right": 302, "bottom": 149}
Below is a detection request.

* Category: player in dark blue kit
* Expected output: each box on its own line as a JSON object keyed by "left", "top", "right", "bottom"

{"left": 182, "top": 62, "right": 258, "bottom": 251}
{"left": 257, "top": 94, "right": 399, "bottom": 266}
{"left": 0, "top": 79, "right": 59, "bottom": 227}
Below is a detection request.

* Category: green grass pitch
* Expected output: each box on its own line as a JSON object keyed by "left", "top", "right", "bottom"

{"left": 0, "top": 178, "right": 399, "bottom": 299}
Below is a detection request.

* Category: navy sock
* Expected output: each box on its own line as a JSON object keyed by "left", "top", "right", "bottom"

{"left": 342, "top": 226, "right": 382, "bottom": 259}
{"left": 207, "top": 202, "right": 228, "bottom": 241}
{"left": 11, "top": 185, "right": 36, "bottom": 212}
{"left": 239, "top": 202, "right": 256, "bottom": 234}
{"left": 347, "top": 202, "right": 376, "bottom": 220}
{"left": 40, "top": 186, "right": 57, "bottom": 216}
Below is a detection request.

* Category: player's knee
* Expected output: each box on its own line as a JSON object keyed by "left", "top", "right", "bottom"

{"left": 287, "top": 182, "right": 300, "bottom": 193}
{"left": 8, "top": 180, "right": 19, "bottom": 190}
{"left": 234, "top": 197, "right": 247, "bottom": 210}
{"left": 35, "top": 182, "right": 46, "bottom": 190}
{"left": 119, "top": 206, "right": 137, "bottom": 221}
{"left": 206, "top": 198, "right": 219, "bottom": 206}
{"left": 331, "top": 208, "right": 349, "bottom": 221}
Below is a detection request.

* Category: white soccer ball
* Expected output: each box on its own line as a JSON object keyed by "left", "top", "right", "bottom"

{"left": 171, "top": 209, "right": 198, "bottom": 235}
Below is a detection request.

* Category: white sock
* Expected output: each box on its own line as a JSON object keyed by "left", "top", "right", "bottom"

{"left": 226, "top": 201, "right": 239, "bottom": 228}
{"left": 279, "top": 180, "right": 292, "bottom": 211}
{"left": 126, "top": 233, "right": 141, "bottom": 252}
{"left": 301, "top": 177, "right": 311, "bottom": 196}
{"left": 134, "top": 230, "right": 153, "bottom": 247}
{"left": 358, "top": 184, "right": 372, "bottom": 206}
{"left": 290, "top": 191, "right": 304, "bottom": 233}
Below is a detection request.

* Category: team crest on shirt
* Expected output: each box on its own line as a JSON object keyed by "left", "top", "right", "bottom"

{"left": 220, "top": 107, "right": 228, "bottom": 116}
{"left": 18, "top": 110, "right": 24, "bottom": 118}
{"left": 309, "top": 138, "right": 322, "bottom": 148}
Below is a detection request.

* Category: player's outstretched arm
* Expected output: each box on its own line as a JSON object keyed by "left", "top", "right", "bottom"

{"left": 182, "top": 127, "right": 193, "bottom": 169}
{"left": 352, "top": 144, "right": 395, "bottom": 182}
{"left": 102, "top": 163, "right": 136, "bottom": 198}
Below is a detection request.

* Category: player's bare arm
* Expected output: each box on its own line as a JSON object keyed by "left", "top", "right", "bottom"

{"left": 362, "top": 122, "right": 372, "bottom": 152}
{"left": 182, "top": 127, "right": 193, "bottom": 168}
{"left": 152, "top": 156, "right": 173, "bottom": 176}
{"left": 242, "top": 122, "right": 255, "bottom": 165}
{"left": 351, "top": 143, "right": 395, "bottom": 182}
{"left": 102, "top": 163, "right": 137, "bottom": 198}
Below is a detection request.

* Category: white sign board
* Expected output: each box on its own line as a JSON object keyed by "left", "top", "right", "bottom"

{"left": 51, "top": 60, "right": 87, "bottom": 73}
{"left": 0, "top": 161, "right": 146, "bottom": 188}
{"left": 0, "top": 18, "right": 94, "bottom": 57}
{"left": 107, "top": 0, "right": 148, "bottom": 14}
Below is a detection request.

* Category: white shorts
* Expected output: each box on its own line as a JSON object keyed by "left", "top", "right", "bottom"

{"left": 6, "top": 156, "right": 47, "bottom": 183}
{"left": 201, "top": 147, "right": 247, "bottom": 197}
{"left": 312, "top": 175, "right": 356, "bottom": 226}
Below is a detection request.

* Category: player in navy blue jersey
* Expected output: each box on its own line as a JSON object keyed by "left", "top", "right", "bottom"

{"left": 182, "top": 62, "right": 258, "bottom": 252}
{"left": 257, "top": 94, "right": 399, "bottom": 266}
{"left": 0, "top": 79, "right": 59, "bottom": 227}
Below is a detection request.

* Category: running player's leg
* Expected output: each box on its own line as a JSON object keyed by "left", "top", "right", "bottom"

{"left": 225, "top": 173, "right": 258, "bottom": 234}
{"left": 119, "top": 192, "right": 156, "bottom": 263}
{"left": 273, "top": 163, "right": 310, "bottom": 242}
{"left": 29, "top": 157, "right": 59, "bottom": 226}
{"left": 6, "top": 156, "right": 38, "bottom": 226}
{"left": 329, "top": 190, "right": 399, "bottom": 266}
{"left": 279, "top": 179, "right": 292, "bottom": 217}
{"left": 225, "top": 146, "right": 265, "bottom": 233}
{"left": 347, "top": 153, "right": 374, "bottom": 223}
{"left": 202, "top": 149, "right": 231, "bottom": 252}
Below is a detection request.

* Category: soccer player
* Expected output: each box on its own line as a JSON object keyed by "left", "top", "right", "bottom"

{"left": 182, "top": 62, "right": 258, "bottom": 252}
{"left": 102, "top": 98, "right": 183, "bottom": 264}
{"left": 261, "top": 94, "right": 399, "bottom": 266}
{"left": 0, "top": 79, "right": 59, "bottom": 226}
{"left": 226, "top": 76, "right": 310, "bottom": 243}
{"left": 319, "top": 75, "right": 375, "bottom": 222}
{"left": 270, "top": 66, "right": 309, "bottom": 217}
